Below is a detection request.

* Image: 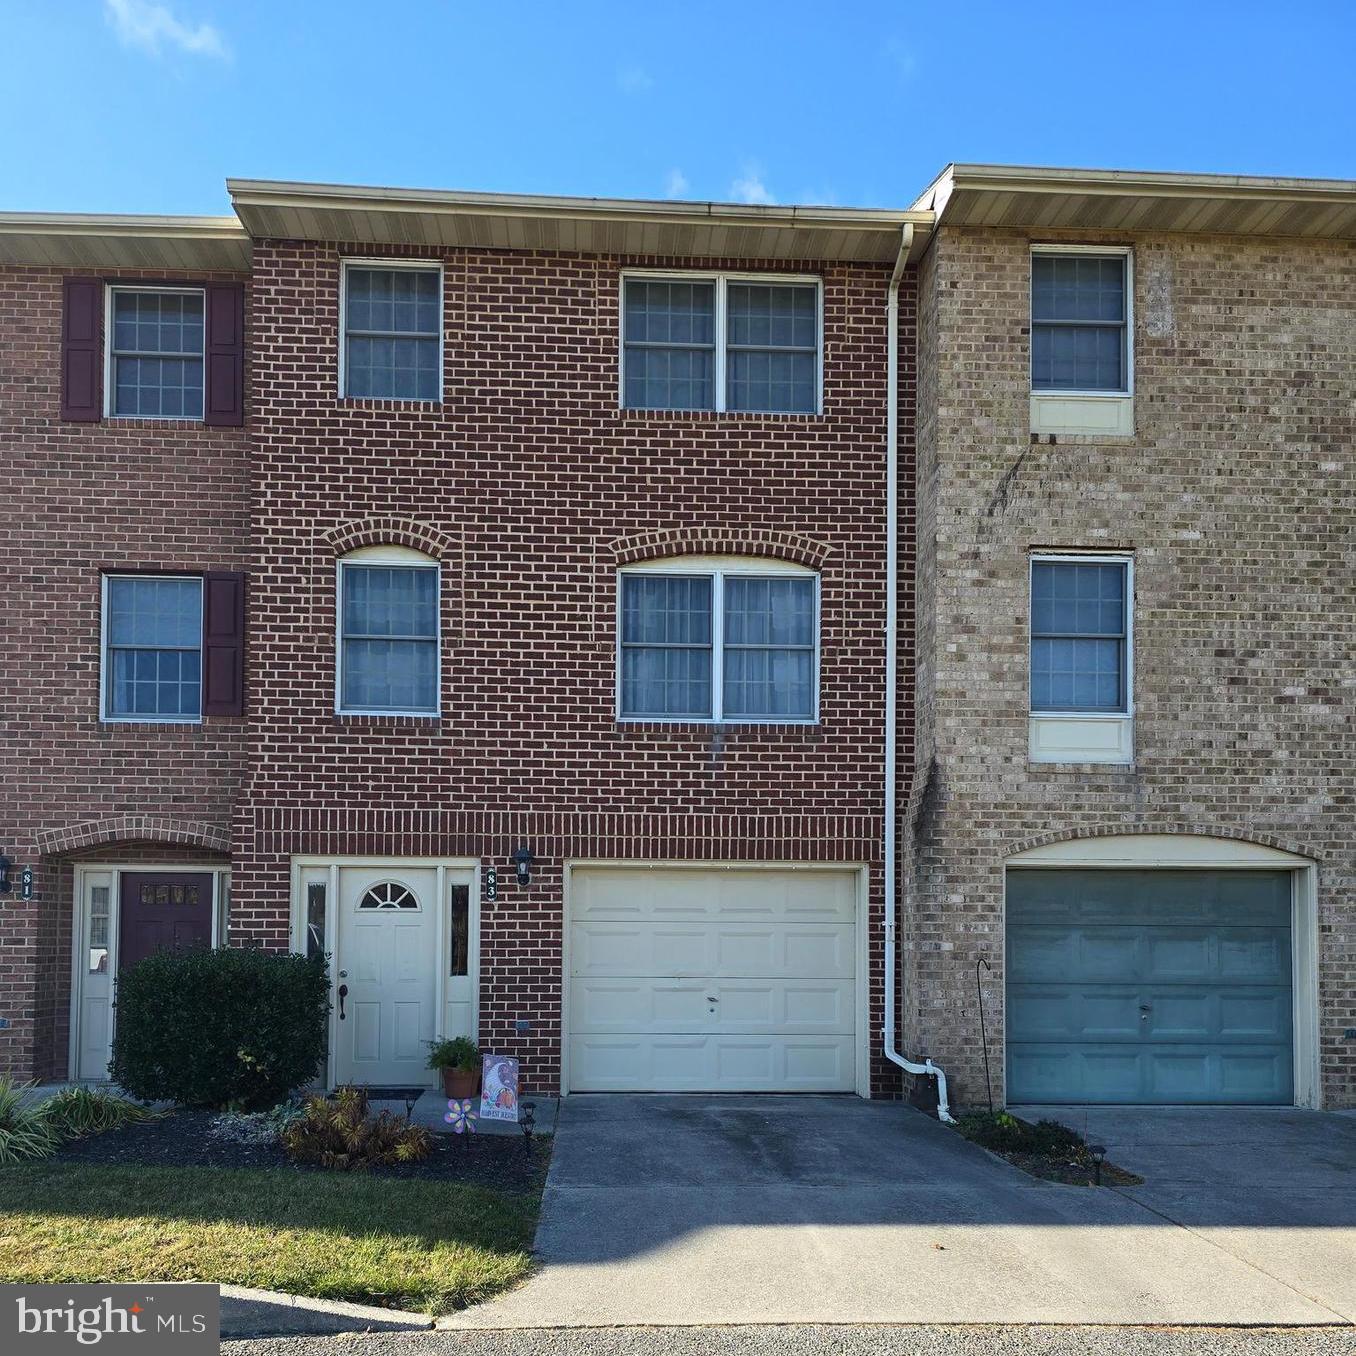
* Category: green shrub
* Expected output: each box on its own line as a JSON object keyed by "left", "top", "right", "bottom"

{"left": 426, "top": 1036, "right": 481, "bottom": 1072}
{"left": 282, "top": 1085, "right": 432, "bottom": 1171}
{"left": 957, "top": 1110, "right": 1089, "bottom": 1159}
{"left": 110, "top": 947, "right": 330, "bottom": 1110}
{"left": 0, "top": 1078, "right": 61, "bottom": 1164}
{"left": 43, "top": 1087, "right": 161, "bottom": 1140}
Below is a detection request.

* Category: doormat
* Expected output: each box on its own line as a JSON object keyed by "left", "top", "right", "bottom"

{"left": 361, "top": 1087, "right": 427, "bottom": 1101}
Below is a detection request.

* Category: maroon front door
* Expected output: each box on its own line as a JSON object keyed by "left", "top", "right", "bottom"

{"left": 118, "top": 872, "right": 214, "bottom": 974}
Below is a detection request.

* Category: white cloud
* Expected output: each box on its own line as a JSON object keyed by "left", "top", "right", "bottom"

{"left": 616, "top": 64, "right": 654, "bottom": 94}
{"left": 663, "top": 168, "right": 690, "bottom": 199}
{"left": 104, "top": 0, "right": 228, "bottom": 59}
{"left": 730, "top": 165, "right": 776, "bottom": 206}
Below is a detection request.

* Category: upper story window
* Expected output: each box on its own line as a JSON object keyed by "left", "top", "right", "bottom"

{"left": 621, "top": 274, "right": 820, "bottom": 414}
{"left": 1031, "top": 248, "right": 1130, "bottom": 394}
{"left": 1030, "top": 557, "right": 1130, "bottom": 714}
{"left": 102, "top": 575, "right": 204, "bottom": 721}
{"left": 341, "top": 262, "right": 441, "bottom": 401}
{"left": 108, "top": 288, "right": 205, "bottom": 419}
{"left": 618, "top": 557, "right": 819, "bottom": 722}
{"left": 337, "top": 547, "right": 440, "bottom": 715}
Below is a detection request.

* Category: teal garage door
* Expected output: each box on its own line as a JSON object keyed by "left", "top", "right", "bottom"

{"left": 1006, "top": 870, "right": 1293, "bottom": 1105}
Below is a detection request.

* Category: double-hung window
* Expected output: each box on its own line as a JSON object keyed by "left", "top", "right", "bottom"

{"left": 341, "top": 262, "right": 441, "bottom": 400}
{"left": 108, "top": 288, "right": 205, "bottom": 418}
{"left": 337, "top": 552, "right": 440, "bottom": 715}
{"left": 618, "top": 560, "right": 818, "bottom": 722}
{"left": 102, "top": 575, "right": 204, "bottom": 721}
{"left": 1031, "top": 250, "right": 1129, "bottom": 393}
{"left": 1029, "top": 246, "right": 1133, "bottom": 437}
{"left": 1029, "top": 554, "right": 1133, "bottom": 764}
{"left": 621, "top": 274, "right": 820, "bottom": 414}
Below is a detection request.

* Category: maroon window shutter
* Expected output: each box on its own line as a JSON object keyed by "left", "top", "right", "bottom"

{"left": 202, "top": 571, "right": 246, "bottom": 716}
{"left": 203, "top": 282, "right": 245, "bottom": 426}
{"left": 61, "top": 277, "right": 103, "bottom": 421}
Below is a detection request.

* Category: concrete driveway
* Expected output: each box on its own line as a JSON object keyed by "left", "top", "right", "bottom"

{"left": 441, "top": 1095, "right": 1356, "bottom": 1329}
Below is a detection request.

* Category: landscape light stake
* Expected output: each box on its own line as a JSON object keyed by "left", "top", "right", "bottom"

{"left": 521, "top": 1101, "right": 536, "bottom": 1158}
{"left": 1090, "top": 1144, "right": 1107, "bottom": 1186}
{"left": 976, "top": 956, "right": 994, "bottom": 1114}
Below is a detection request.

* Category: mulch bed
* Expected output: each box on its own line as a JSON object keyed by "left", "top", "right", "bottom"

{"left": 51, "top": 1110, "right": 549, "bottom": 1194}
{"left": 992, "top": 1148, "right": 1143, "bottom": 1187}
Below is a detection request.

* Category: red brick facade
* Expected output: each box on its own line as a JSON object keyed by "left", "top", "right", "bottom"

{"left": 0, "top": 245, "right": 911, "bottom": 1095}
{"left": 0, "top": 264, "right": 250, "bottom": 1077}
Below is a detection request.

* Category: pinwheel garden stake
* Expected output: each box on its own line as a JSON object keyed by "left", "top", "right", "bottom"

{"left": 444, "top": 1098, "right": 478, "bottom": 1140}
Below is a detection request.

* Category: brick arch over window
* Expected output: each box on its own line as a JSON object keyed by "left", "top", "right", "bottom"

{"left": 1005, "top": 823, "right": 1320, "bottom": 864}
{"left": 319, "top": 516, "right": 456, "bottom": 560}
{"left": 608, "top": 528, "right": 832, "bottom": 570}
{"left": 37, "top": 816, "right": 231, "bottom": 859}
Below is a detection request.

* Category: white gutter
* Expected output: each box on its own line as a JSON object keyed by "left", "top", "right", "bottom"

{"left": 881, "top": 222, "right": 955, "bottom": 1123}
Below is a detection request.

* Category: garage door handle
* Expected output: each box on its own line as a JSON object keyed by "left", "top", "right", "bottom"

{"left": 706, "top": 995, "right": 718, "bottom": 1003}
{"left": 1139, "top": 1003, "right": 1151, "bottom": 1019}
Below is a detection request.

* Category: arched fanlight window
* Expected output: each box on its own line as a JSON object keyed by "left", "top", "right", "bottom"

{"left": 358, "top": 881, "right": 420, "bottom": 911}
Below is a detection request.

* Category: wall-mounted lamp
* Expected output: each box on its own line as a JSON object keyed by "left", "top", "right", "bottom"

{"left": 0, "top": 855, "right": 12, "bottom": 895}
{"left": 512, "top": 847, "right": 533, "bottom": 888}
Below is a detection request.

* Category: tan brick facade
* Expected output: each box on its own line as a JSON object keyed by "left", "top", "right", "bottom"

{"left": 909, "top": 225, "right": 1356, "bottom": 1110}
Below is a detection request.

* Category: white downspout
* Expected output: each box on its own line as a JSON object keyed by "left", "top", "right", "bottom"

{"left": 882, "top": 222, "right": 955, "bottom": 1123}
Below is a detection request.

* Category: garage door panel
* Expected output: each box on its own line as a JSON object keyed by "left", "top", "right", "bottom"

{"left": 572, "top": 977, "right": 855, "bottom": 1035}
{"left": 569, "top": 1033, "right": 855, "bottom": 1092}
{"left": 573, "top": 923, "right": 854, "bottom": 979}
{"left": 1007, "top": 869, "right": 1293, "bottom": 1105}
{"left": 568, "top": 867, "right": 858, "bottom": 1093}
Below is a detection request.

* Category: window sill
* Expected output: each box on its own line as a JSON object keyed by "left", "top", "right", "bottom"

{"left": 617, "top": 406, "right": 822, "bottom": 421}
{"left": 616, "top": 718, "right": 820, "bottom": 731}
{"left": 336, "top": 397, "right": 443, "bottom": 411}
{"left": 1030, "top": 392, "right": 1133, "bottom": 437}
{"left": 100, "top": 717, "right": 204, "bottom": 728}
{"left": 1029, "top": 713, "right": 1132, "bottom": 765}
{"left": 335, "top": 711, "right": 440, "bottom": 723}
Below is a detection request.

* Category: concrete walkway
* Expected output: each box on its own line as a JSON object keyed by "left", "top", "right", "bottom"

{"left": 440, "top": 1095, "right": 1356, "bottom": 1329}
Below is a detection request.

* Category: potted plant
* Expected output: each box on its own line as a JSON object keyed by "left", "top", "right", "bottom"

{"left": 427, "top": 1037, "right": 481, "bottom": 1099}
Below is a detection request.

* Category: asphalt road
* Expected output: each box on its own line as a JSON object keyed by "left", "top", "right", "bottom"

{"left": 224, "top": 1326, "right": 1356, "bottom": 1356}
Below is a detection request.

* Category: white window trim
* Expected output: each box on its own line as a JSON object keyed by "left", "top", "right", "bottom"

{"left": 338, "top": 257, "right": 444, "bottom": 403}
{"left": 1028, "top": 551, "right": 1134, "bottom": 717}
{"left": 1028, "top": 552, "right": 1134, "bottom": 765}
{"left": 1029, "top": 244, "right": 1134, "bottom": 399}
{"left": 104, "top": 284, "right": 207, "bottom": 422}
{"left": 618, "top": 269, "right": 824, "bottom": 415}
{"left": 615, "top": 555, "right": 820, "bottom": 725}
{"left": 99, "top": 573, "right": 205, "bottom": 725}
{"left": 335, "top": 547, "right": 442, "bottom": 718}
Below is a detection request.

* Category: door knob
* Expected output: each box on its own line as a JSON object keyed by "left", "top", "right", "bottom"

{"left": 338, "top": 983, "right": 348, "bottom": 1020}
{"left": 338, "top": 970, "right": 348, "bottom": 978}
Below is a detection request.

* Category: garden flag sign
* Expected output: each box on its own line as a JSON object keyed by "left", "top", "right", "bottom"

{"left": 480, "top": 1054, "right": 520, "bottom": 1122}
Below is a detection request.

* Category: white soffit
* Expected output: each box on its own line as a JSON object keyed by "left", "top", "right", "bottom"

{"left": 916, "top": 164, "right": 1356, "bottom": 241}
{"left": 227, "top": 179, "right": 935, "bottom": 264}
{"left": 0, "top": 214, "right": 250, "bottom": 271}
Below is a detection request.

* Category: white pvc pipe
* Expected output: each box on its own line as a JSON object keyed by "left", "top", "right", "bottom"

{"left": 881, "top": 223, "right": 955, "bottom": 1124}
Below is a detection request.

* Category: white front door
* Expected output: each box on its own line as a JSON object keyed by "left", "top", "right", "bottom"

{"left": 335, "top": 866, "right": 440, "bottom": 1088}
{"left": 567, "top": 865, "right": 860, "bottom": 1093}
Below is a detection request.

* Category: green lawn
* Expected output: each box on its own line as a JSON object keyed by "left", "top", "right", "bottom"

{"left": 0, "top": 1163, "right": 540, "bottom": 1315}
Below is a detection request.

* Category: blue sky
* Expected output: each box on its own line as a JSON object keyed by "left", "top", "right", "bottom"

{"left": 3, "top": 0, "right": 1354, "bottom": 214}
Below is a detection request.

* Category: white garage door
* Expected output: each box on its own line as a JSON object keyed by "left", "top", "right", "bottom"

{"left": 567, "top": 866, "right": 859, "bottom": 1093}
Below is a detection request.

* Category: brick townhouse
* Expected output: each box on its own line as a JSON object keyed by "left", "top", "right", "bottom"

{"left": 907, "top": 166, "right": 1355, "bottom": 1111}
{"left": 0, "top": 184, "right": 933, "bottom": 1099}
{"left": 1, "top": 166, "right": 1352, "bottom": 1113}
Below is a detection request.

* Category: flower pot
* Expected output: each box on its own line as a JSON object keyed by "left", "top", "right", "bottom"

{"left": 442, "top": 1066, "right": 480, "bottom": 1100}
